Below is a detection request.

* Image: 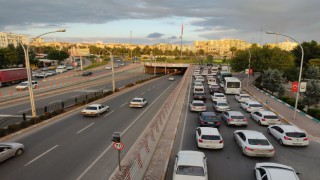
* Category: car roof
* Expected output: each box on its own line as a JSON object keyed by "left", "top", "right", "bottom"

{"left": 201, "top": 112, "right": 216, "bottom": 116}
{"left": 226, "top": 111, "right": 243, "bottom": 116}
{"left": 236, "top": 130, "right": 266, "bottom": 139}
{"left": 192, "top": 100, "right": 204, "bottom": 103}
{"left": 214, "top": 93, "right": 225, "bottom": 96}
{"left": 258, "top": 110, "right": 277, "bottom": 115}
{"left": 238, "top": 93, "right": 250, "bottom": 96}
{"left": 245, "top": 100, "right": 261, "bottom": 104}
{"left": 88, "top": 104, "right": 102, "bottom": 107}
{"left": 198, "top": 127, "right": 220, "bottom": 136}
{"left": 177, "top": 151, "right": 205, "bottom": 167}
{"left": 132, "top": 97, "right": 144, "bottom": 100}
{"left": 274, "top": 125, "right": 305, "bottom": 133}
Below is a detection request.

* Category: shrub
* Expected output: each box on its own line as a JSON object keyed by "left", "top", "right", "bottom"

{"left": 280, "top": 96, "right": 290, "bottom": 103}
{"left": 307, "top": 108, "right": 320, "bottom": 117}
{"left": 115, "top": 88, "right": 120, "bottom": 92}
{"left": 125, "top": 83, "right": 134, "bottom": 88}
{"left": 0, "top": 127, "right": 7, "bottom": 137}
{"left": 21, "top": 120, "right": 32, "bottom": 128}
{"left": 8, "top": 123, "right": 21, "bottom": 133}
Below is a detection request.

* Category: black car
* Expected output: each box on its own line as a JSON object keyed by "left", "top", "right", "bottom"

{"left": 209, "top": 84, "right": 222, "bottom": 94}
{"left": 198, "top": 112, "right": 221, "bottom": 128}
{"left": 82, "top": 71, "right": 93, "bottom": 76}
{"left": 193, "top": 92, "right": 206, "bottom": 102}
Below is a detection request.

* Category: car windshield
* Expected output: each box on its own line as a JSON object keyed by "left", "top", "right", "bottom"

{"left": 241, "top": 95, "right": 250, "bottom": 98}
{"left": 286, "top": 132, "right": 306, "bottom": 138}
{"left": 132, "top": 99, "right": 142, "bottom": 102}
{"left": 231, "top": 115, "right": 244, "bottom": 119}
{"left": 85, "top": 107, "right": 97, "bottom": 110}
{"left": 250, "top": 104, "right": 262, "bottom": 107}
{"left": 202, "top": 115, "right": 216, "bottom": 121}
{"left": 194, "top": 93, "right": 205, "bottom": 96}
{"left": 193, "top": 103, "right": 204, "bottom": 106}
{"left": 202, "top": 135, "right": 220, "bottom": 140}
{"left": 176, "top": 165, "right": 205, "bottom": 176}
{"left": 248, "top": 139, "right": 270, "bottom": 145}
{"left": 264, "top": 115, "right": 278, "bottom": 119}
{"left": 195, "top": 88, "right": 203, "bottom": 91}
{"left": 19, "top": 82, "right": 28, "bottom": 86}
{"left": 212, "top": 85, "right": 220, "bottom": 88}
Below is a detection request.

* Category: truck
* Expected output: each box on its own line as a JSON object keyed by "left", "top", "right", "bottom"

{"left": 0, "top": 68, "right": 28, "bottom": 87}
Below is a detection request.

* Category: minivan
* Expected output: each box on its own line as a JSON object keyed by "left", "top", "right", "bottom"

{"left": 16, "top": 81, "right": 38, "bottom": 91}
{"left": 56, "top": 66, "right": 67, "bottom": 73}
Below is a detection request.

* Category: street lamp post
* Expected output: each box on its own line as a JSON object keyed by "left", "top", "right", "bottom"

{"left": 266, "top": 31, "right": 304, "bottom": 121}
{"left": 247, "top": 49, "right": 251, "bottom": 87}
{"left": 18, "top": 29, "right": 66, "bottom": 117}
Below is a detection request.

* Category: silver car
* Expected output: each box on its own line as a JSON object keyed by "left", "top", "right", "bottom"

{"left": 222, "top": 111, "right": 248, "bottom": 126}
{"left": 0, "top": 142, "right": 24, "bottom": 163}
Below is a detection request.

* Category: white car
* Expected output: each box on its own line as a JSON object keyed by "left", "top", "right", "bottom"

{"left": 233, "top": 130, "right": 275, "bottom": 157}
{"left": 193, "top": 79, "right": 203, "bottom": 85}
{"left": 190, "top": 100, "right": 206, "bottom": 112}
{"left": 251, "top": 110, "right": 281, "bottom": 126}
{"left": 196, "top": 77, "right": 205, "bottom": 82}
{"left": 129, "top": 97, "right": 147, "bottom": 108}
{"left": 211, "top": 93, "right": 226, "bottom": 102}
{"left": 196, "top": 127, "right": 223, "bottom": 149}
{"left": 240, "top": 101, "right": 263, "bottom": 112}
{"left": 105, "top": 66, "right": 112, "bottom": 70}
{"left": 235, "top": 94, "right": 251, "bottom": 103}
{"left": 81, "top": 104, "right": 109, "bottom": 117}
{"left": 255, "top": 162, "right": 300, "bottom": 180}
{"left": 212, "top": 100, "right": 230, "bottom": 112}
{"left": 221, "top": 111, "right": 248, "bottom": 126}
{"left": 173, "top": 151, "right": 208, "bottom": 180}
{"left": 168, "top": 76, "right": 175, "bottom": 81}
{"left": 267, "top": 125, "right": 309, "bottom": 146}
{"left": 0, "top": 142, "right": 24, "bottom": 163}
{"left": 15, "top": 81, "right": 38, "bottom": 91}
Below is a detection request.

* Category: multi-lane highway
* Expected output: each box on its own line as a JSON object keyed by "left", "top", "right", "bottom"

{"left": 0, "top": 69, "right": 182, "bottom": 179}
{"left": 166, "top": 72, "right": 320, "bottom": 180}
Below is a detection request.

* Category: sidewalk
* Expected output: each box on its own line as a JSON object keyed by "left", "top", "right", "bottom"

{"left": 242, "top": 78, "right": 320, "bottom": 142}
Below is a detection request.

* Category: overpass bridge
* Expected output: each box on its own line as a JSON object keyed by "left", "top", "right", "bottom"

{"left": 143, "top": 62, "right": 190, "bottom": 74}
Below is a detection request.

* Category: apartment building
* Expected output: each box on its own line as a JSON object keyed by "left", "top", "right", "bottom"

{"left": 0, "top": 32, "right": 29, "bottom": 48}
{"left": 266, "top": 41, "right": 298, "bottom": 51}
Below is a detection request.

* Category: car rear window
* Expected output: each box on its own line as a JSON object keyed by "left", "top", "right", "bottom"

{"left": 216, "top": 95, "right": 225, "bottom": 97}
{"left": 250, "top": 104, "right": 262, "bottom": 107}
{"left": 176, "top": 165, "right": 205, "bottom": 176}
{"left": 194, "top": 93, "right": 205, "bottom": 96}
{"left": 85, "top": 107, "right": 97, "bottom": 110}
{"left": 286, "top": 132, "right": 306, "bottom": 138}
{"left": 217, "top": 102, "right": 228, "bottom": 106}
{"left": 19, "top": 82, "right": 28, "bottom": 86}
{"left": 203, "top": 115, "right": 216, "bottom": 121}
{"left": 248, "top": 139, "right": 270, "bottom": 145}
{"left": 202, "top": 135, "right": 221, "bottom": 140}
{"left": 193, "top": 103, "right": 204, "bottom": 106}
{"left": 241, "top": 95, "right": 250, "bottom": 98}
{"left": 231, "top": 116, "right": 244, "bottom": 119}
{"left": 132, "top": 99, "right": 142, "bottom": 102}
{"left": 264, "top": 115, "right": 278, "bottom": 119}
{"left": 195, "top": 88, "right": 203, "bottom": 91}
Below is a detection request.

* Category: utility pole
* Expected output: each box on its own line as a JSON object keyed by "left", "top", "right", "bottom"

{"left": 130, "top": 31, "right": 133, "bottom": 62}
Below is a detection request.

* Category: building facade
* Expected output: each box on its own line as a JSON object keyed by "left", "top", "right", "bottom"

{"left": 0, "top": 32, "right": 29, "bottom": 48}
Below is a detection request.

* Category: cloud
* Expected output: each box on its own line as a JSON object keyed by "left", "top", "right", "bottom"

{"left": 146, "top": 32, "right": 164, "bottom": 38}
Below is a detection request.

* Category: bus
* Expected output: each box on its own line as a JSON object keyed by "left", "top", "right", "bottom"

{"left": 224, "top": 77, "right": 241, "bottom": 94}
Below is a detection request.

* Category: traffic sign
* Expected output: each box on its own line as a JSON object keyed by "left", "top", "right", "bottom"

{"left": 113, "top": 142, "right": 124, "bottom": 150}
{"left": 249, "top": 68, "right": 253, "bottom": 75}
{"left": 300, "top": 82, "right": 307, "bottom": 92}
{"left": 292, "top": 81, "right": 298, "bottom": 92}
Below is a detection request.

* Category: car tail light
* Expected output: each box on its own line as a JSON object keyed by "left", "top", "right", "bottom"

{"left": 268, "top": 149, "right": 275, "bottom": 152}
{"left": 216, "top": 122, "right": 221, "bottom": 125}
{"left": 261, "top": 118, "right": 266, "bottom": 121}
{"left": 192, "top": 106, "right": 196, "bottom": 109}
{"left": 303, "top": 137, "right": 309, "bottom": 141}
{"left": 198, "top": 139, "right": 203, "bottom": 143}
{"left": 245, "top": 146, "right": 253, "bottom": 151}
{"left": 200, "top": 120, "right": 205, "bottom": 125}
{"left": 228, "top": 118, "right": 233, "bottom": 122}
{"left": 284, "top": 136, "right": 292, "bottom": 140}
{"left": 248, "top": 107, "right": 251, "bottom": 109}
{"left": 219, "top": 140, "right": 223, "bottom": 144}
{"left": 243, "top": 118, "right": 248, "bottom": 122}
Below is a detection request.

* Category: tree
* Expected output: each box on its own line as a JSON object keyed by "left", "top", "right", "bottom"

{"left": 301, "top": 80, "right": 320, "bottom": 109}
{"left": 230, "top": 46, "right": 237, "bottom": 58}
{"left": 292, "top": 40, "right": 320, "bottom": 67}
{"left": 47, "top": 50, "right": 69, "bottom": 62}
{"left": 260, "top": 68, "right": 286, "bottom": 95}
{"left": 304, "top": 65, "right": 319, "bottom": 79}
{"left": 207, "top": 55, "right": 213, "bottom": 64}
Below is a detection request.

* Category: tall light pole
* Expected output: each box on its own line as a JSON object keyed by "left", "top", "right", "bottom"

{"left": 266, "top": 31, "right": 304, "bottom": 121}
{"left": 247, "top": 49, "right": 251, "bottom": 87}
{"left": 130, "top": 31, "right": 133, "bottom": 62}
{"left": 18, "top": 29, "right": 66, "bottom": 117}
{"left": 104, "top": 47, "right": 124, "bottom": 92}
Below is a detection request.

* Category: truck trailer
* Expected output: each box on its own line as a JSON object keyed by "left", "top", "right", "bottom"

{"left": 0, "top": 68, "right": 28, "bottom": 87}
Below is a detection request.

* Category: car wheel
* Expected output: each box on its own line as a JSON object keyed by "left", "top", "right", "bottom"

{"left": 107, "top": 108, "right": 109, "bottom": 112}
{"left": 258, "top": 120, "right": 262, "bottom": 126}
{"left": 15, "top": 148, "right": 24, "bottom": 156}
{"left": 279, "top": 139, "right": 284, "bottom": 145}
{"left": 267, "top": 128, "right": 271, "bottom": 134}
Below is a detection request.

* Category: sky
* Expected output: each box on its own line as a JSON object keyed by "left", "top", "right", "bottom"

{"left": 1, "top": 0, "right": 319, "bottom": 45}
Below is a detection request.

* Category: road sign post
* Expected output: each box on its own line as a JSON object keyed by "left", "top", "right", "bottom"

{"left": 111, "top": 132, "right": 123, "bottom": 171}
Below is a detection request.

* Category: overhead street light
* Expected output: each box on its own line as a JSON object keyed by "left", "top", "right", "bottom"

{"left": 265, "top": 31, "right": 304, "bottom": 121}
{"left": 247, "top": 49, "right": 251, "bottom": 87}
{"left": 18, "top": 29, "right": 66, "bottom": 117}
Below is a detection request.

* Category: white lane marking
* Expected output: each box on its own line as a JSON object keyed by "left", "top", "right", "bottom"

{"left": 147, "top": 88, "right": 151, "bottom": 91}
{"left": 140, "top": 91, "right": 145, "bottom": 95}
{"left": 25, "top": 145, "right": 59, "bottom": 166}
{"left": 76, "top": 82, "right": 176, "bottom": 180}
{"left": 104, "top": 110, "right": 114, "bottom": 117}
{"left": 48, "top": 100, "right": 62, "bottom": 105}
{"left": 179, "top": 75, "right": 192, "bottom": 150}
{"left": 120, "top": 102, "right": 128, "bottom": 107}
{"left": 76, "top": 123, "right": 95, "bottom": 134}
{"left": 18, "top": 109, "right": 30, "bottom": 113}
{"left": 0, "top": 114, "right": 31, "bottom": 118}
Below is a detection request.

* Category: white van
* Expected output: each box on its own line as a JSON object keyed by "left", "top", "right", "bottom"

{"left": 194, "top": 85, "right": 205, "bottom": 94}
{"left": 56, "top": 66, "right": 67, "bottom": 73}
{"left": 16, "top": 81, "right": 38, "bottom": 91}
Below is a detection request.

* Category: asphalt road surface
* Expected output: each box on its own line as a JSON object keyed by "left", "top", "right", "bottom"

{"left": 166, "top": 75, "right": 320, "bottom": 180}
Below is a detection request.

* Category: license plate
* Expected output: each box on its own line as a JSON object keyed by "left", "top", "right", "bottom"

{"left": 208, "top": 122, "right": 214, "bottom": 124}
